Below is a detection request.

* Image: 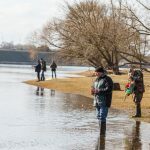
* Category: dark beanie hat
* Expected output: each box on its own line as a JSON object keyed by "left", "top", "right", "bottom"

{"left": 95, "top": 67, "right": 105, "bottom": 73}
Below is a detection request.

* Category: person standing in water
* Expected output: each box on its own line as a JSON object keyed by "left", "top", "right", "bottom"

{"left": 91, "top": 67, "right": 113, "bottom": 135}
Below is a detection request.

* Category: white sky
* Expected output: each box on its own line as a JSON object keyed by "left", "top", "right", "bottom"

{"left": 0, "top": 0, "right": 148, "bottom": 44}
{"left": 0, "top": 0, "right": 69, "bottom": 44}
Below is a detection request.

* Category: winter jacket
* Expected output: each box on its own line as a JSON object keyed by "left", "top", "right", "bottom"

{"left": 35, "top": 63, "right": 41, "bottom": 72}
{"left": 41, "top": 60, "right": 46, "bottom": 71}
{"left": 132, "top": 70, "right": 145, "bottom": 93}
{"left": 93, "top": 75, "right": 113, "bottom": 107}
{"left": 50, "top": 62, "right": 57, "bottom": 71}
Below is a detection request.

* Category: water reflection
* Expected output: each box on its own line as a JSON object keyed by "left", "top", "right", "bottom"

{"left": 125, "top": 121, "right": 142, "bottom": 150}
{"left": 36, "top": 87, "right": 44, "bottom": 96}
{"left": 0, "top": 65, "right": 150, "bottom": 150}
{"left": 94, "top": 116, "right": 150, "bottom": 150}
{"left": 60, "top": 94, "right": 93, "bottom": 111}
{"left": 95, "top": 132, "right": 106, "bottom": 150}
{"left": 50, "top": 89, "right": 55, "bottom": 96}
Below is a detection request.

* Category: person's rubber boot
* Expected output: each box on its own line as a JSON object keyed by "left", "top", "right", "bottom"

{"left": 137, "top": 103, "right": 141, "bottom": 117}
{"left": 132, "top": 103, "right": 141, "bottom": 117}
{"left": 100, "top": 122, "right": 106, "bottom": 136}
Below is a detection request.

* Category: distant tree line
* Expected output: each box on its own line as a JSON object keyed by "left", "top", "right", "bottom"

{"left": 0, "top": 41, "right": 50, "bottom": 52}
{"left": 29, "top": 0, "right": 150, "bottom": 74}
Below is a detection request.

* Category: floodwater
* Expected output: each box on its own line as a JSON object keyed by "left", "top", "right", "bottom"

{"left": 0, "top": 65, "right": 149, "bottom": 150}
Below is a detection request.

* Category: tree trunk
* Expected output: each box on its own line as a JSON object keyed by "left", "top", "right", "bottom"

{"left": 112, "top": 64, "right": 120, "bottom": 75}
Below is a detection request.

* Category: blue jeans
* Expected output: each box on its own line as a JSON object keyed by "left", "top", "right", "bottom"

{"left": 41, "top": 70, "right": 45, "bottom": 81}
{"left": 96, "top": 105, "right": 108, "bottom": 122}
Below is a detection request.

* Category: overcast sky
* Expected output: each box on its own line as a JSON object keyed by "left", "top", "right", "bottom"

{"left": 0, "top": 0, "right": 147, "bottom": 45}
{"left": 0, "top": 0, "right": 69, "bottom": 44}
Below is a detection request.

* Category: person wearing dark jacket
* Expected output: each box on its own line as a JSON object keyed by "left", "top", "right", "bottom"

{"left": 91, "top": 67, "right": 113, "bottom": 135}
{"left": 129, "top": 68, "right": 145, "bottom": 117}
{"left": 35, "top": 60, "right": 41, "bottom": 81}
{"left": 50, "top": 61, "right": 57, "bottom": 78}
{"left": 40, "top": 58, "right": 46, "bottom": 81}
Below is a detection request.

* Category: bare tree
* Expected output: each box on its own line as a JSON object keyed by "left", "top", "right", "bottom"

{"left": 30, "top": 0, "right": 149, "bottom": 74}
{"left": 124, "top": 0, "right": 150, "bottom": 35}
{"left": 40, "top": 0, "right": 141, "bottom": 74}
{"left": 121, "top": 0, "right": 150, "bottom": 68}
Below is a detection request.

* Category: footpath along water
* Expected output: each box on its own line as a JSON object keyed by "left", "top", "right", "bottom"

{"left": 0, "top": 65, "right": 149, "bottom": 150}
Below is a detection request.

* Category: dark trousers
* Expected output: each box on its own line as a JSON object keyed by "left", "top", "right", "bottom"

{"left": 133, "top": 93, "right": 143, "bottom": 117}
{"left": 37, "top": 72, "right": 40, "bottom": 81}
{"left": 135, "top": 103, "right": 141, "bottom": 117}
{"left": 99, "top": 121, "right": 106, "bottom": 136}
{"left": 52, "top": 70, "right": 56, "bottom": 78}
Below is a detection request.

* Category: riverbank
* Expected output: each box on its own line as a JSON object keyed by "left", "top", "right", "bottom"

{"left": 24, "top": 70, "right": 150, "bottom": 123}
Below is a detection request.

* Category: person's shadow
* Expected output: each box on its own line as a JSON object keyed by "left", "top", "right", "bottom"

{"left": 36, "top": 87, "right": 44, "bottom": 96}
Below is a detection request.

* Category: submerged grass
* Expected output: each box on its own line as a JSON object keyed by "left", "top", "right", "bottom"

{"left": 24, "top": 70, "right": 150, "bottom": 123}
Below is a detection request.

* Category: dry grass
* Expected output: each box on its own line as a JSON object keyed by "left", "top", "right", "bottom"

{"left": 24, "top": 71, "right": 150, "bottom": 123}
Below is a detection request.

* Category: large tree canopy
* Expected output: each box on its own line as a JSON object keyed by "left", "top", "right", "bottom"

{"left": 30, "top": 0, "right": 150, "bottom": 74}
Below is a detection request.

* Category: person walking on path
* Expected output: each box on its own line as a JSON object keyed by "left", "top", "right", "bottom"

{"left": 50, "top": 61, "right": 57, "bottom": 78}
{"left": 40, "top": 58, "right": 46, "bottom": 81}
{"left": 35, "top": 60, "right": 41, "bottom": 81}
{"left": 91, "top": 67, "right": 113, "bottom": 135}
{"left": 129, "top": 67, "right": 145, "bottom": 117}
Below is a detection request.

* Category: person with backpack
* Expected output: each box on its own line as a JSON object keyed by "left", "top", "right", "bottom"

{"left": 40, "top": 58, "right": 46, "bottom": 81}
{"left": 91, "top": 67, "right": 113, "bottom": 135}
{"left": 50, "top": 60, "right": 57, "bottom": 78}
{"left": 130, "top": 68, "right": 145, "bottom": 117}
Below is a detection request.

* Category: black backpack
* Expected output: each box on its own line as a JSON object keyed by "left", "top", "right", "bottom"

{"left": 133, "top": 70, "right": 145, "bottom": 93}
{"left": 105, "top": 76, "right": 113, "bottom": 107}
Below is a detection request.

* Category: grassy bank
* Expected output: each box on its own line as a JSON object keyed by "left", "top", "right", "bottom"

{"left": 24, "top": 71, "right": 150, "bottom": 123}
